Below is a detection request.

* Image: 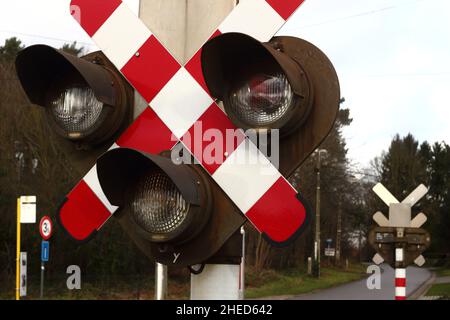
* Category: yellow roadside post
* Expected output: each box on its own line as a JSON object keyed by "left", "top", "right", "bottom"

{"left": 16, "top": 197, "right": 21, "bottom": 300}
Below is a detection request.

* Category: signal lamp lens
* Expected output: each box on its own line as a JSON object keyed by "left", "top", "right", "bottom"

{"left": 228, "top": 73, "right": 295, "bottom": 127}
{"left": 129, "top": 169, "right": 190, "bottom": 239}
{"left": 16, "top": 46, "right": 133, "bottom": 146}
{"left": 47, "top": 86, "right": 103, "bottom": 139}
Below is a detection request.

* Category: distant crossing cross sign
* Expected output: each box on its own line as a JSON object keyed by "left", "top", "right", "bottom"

{"left": 59, "top": 0, "right": 310, "bottom": 246}
{"left": 369, "top": 183, "right": 431, "bottom": 301}
{"left": 39, "top": 216, "right": 53, "bottom": 240}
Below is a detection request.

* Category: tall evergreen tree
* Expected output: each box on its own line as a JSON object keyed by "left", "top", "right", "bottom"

{"left": 380, "top": 133, "right": 428, "bottom": 200}
{"left": 0, "top": 37, "right": 25, "bottom": 62}
{"left": 60, "top": 41, "right": 84, "bottom": 56}
{"left": 427, "top": 142, "right": 450, "bottom": 252}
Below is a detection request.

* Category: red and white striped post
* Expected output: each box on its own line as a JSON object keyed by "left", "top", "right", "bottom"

{"left": 395, "top": 248, "right": 406, "bottom": 300}
{"left": 395, "top": 268, "right": 406, "bottom": 300}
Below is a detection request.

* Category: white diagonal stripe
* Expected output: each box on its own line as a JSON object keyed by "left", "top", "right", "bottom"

{"left": 373, "top": 183, "right": 399, "bottom": 206}
{"left": 151, "top": 68, "right": 214, "bottom": 138}
{"left": 218, "top": 0, "right": 285, "bottom": 42}
{"left": 212, "top": 140, "right": 281, "bottom": 213}
{"left": 92, "top": 2, "right": 152, "bottom": 69}
{"left": 373, "top": 211, "right": 389, "bottom": 227}
{"left": 402, "top": 184, "right": 428, "bottom": 207}
{"left": 84, "top": 165, "right": 118, "bottom": 213}
{"left": 410, "top": 212, "right": 427, "bottom": 228}
{"left": 108, "top": 142, "right": 120, "bottom": 151}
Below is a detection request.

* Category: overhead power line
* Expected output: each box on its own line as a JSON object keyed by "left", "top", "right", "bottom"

{"left": 289, "top": 0, "right": 428, "bottom": 30}
{"left": 350, "top": 72, "right": 450, "bottom": 78}
{"left": 0, "top": 30, "right": 94, "bottom": 48}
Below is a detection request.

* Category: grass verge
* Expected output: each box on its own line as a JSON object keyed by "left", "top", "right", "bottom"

{"left": 436, "top": 268, "right": 450, "bottom": 277}
{"left": 1, "top": 264, "right": 367, "bottom": 300}
{"left": 425, "top": 283, "right": 450, "bottom": 299}
{"left": 245, "top": 264, "right": 366, "bottom": 299}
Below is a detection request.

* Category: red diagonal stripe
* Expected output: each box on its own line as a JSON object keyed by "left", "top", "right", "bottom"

{"left": 70, "top": 0, "right": 122, "bottom": 37}
{"left": 117, "top": 107, "right": 177, "bottom": 153}
{"left": 59, "top": 180, "right": 111, "bottom": 241}
{"left": 121, "top": 36, "right": 181, "bottom": 103}
{"left": 246, "top": 177, "right": 309, "bottom": 244}
{"left": 182, "top": 103, "right": 246, "bottom": 174}
{"left": 265, "top": 0, "right": 305, "bottom": 20}
{"left": 185, "top": 30, "right": 222, "bottom": 94}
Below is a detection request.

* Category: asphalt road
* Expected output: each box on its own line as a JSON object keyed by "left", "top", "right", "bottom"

{"left": 291, "top": 264, "right": 431, "bottom": 300}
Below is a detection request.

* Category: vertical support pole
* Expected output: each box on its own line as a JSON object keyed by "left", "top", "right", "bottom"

{"left": 395, "top": 248, "right": 406, "bottom": 300}
{"left": 239, "top": 226, "right": 245, "bottom": 300}
{"left": 139, "top": 0, "right": 236, "bottom": 64}
{"left": 40, "top": 261, "right": 45, "bottom": 300}
{"left": 155, "top": 263, "right": 167, "bottom": 300}
{"left": 395, "top": 268, "right": 406, "bottom": 300}
{"left": 138, "top": 0, "right": 236, "bottom": 300}
{"left": 336, "top": 200, "right": 342, "bottom": 266}
{"left": 15, "top": 197, "right": 21, "bottom": 300}
{"left": 307, "top": 257, "right": 312, "bottom": 275}
{"left": 191, "top": 265, "right": 241, "bottom": 300}
{"left": 191, "top": 230, "right": 243, "bottom": 300}
{"left": 314, "top": 151, "right": 322, "bottom": 277}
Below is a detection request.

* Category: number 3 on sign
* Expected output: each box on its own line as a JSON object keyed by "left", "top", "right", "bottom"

{"left": 39, "top": 216, "right": 53, "bottom": 240}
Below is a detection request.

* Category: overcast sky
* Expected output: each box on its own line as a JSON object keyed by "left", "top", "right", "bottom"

{"left": 1, "top": 0, "right": 449, "bottom": 169}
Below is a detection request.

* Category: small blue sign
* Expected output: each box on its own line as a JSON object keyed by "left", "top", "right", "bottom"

{"left": 41, "top": 240, "right": 49, "bottom": 262}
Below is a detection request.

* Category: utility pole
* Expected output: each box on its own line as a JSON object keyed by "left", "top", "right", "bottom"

{"left": 239, "top": 226, "right": 245, "bottom": 300}
{"left": 313, "top": 149, "right": 327, "bottom": 277}
{"left": 335, "top": 199, "right": 342, "bottom": 266}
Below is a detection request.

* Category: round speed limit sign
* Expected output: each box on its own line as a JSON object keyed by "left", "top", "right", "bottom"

{"left": 39, "top": 216, "right": 53, "bottom": 240}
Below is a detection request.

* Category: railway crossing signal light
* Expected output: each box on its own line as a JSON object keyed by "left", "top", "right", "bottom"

{"left": 15, "top": 0, "right": 343, "bottom": 269}
{"left": 14, "top": 37, "right": 341, "bottom": 265}
{"left": 15, "top": 45, "right": 134, "bottom": 171}
{"left": 96, "top": 148, "right": 245, "bottom": 267}
{"left": 92, "top": 33, "right": 341, "bottom": 265}
{"left": 201, "top": 33, "right": 341, "bottom": 177}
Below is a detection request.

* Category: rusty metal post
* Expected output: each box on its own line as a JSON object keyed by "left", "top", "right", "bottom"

{"left": 313, "top": 149, "right": 327, "bottom": 277}
{"left": 336, "top": 200, "right": 342, "bottom": 266}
